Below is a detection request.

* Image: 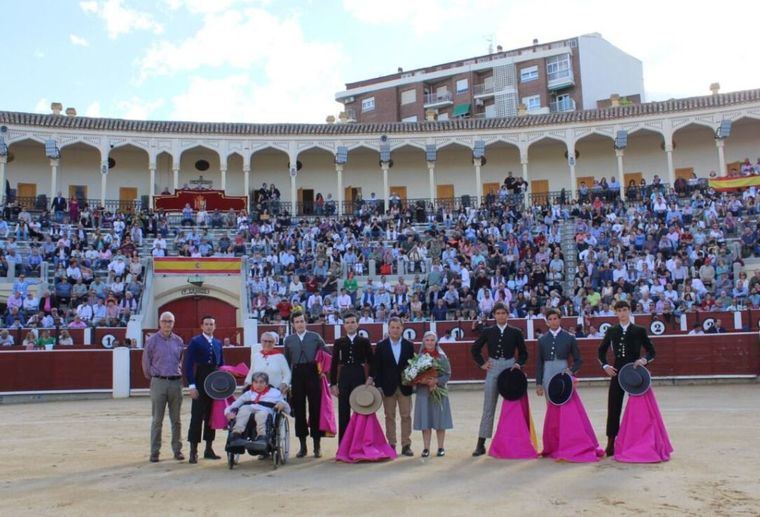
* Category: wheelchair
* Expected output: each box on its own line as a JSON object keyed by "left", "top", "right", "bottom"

{"left": 224, "top": 404, "right": 290, "bottom": 470}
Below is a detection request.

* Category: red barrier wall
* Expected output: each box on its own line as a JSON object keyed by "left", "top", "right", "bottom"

{"left": 4, "top": 334, "right": 755, "bottom": 392}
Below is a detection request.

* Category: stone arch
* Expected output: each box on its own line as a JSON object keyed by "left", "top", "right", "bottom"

{"left": 178, "top": 144, "right": 222, "bottom": 189}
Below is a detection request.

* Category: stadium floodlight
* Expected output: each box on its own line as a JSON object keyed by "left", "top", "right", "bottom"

{"left": 335, "top": 146, "right": 348, "bottom": 165}
{"left": 45, "top": 139, "right": 60, "bottom": 159}
{"left": 715, "top": 120, "right": 732, "bottom": 139}
{"left": 473, "top": 139, "right": 486, "bottom": 159}
{"left": 614, "top": 130, "right": 628, "bottom": 150}
{"left": 425, "top": 144, "right": 437, "bottom": 162}
{"left": 0, "top": 137, "right": 7, "bottom": 157}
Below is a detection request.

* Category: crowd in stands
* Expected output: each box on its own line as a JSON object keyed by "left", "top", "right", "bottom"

{"left": 2, "top": 169, "right": 760, "bottom": 342}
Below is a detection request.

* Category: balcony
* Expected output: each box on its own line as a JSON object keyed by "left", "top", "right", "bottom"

{"left": 547, "top": 68, "right": 574, "bottom": 90}
{"left": 423, "top": 91, "right": 453, "bottom": 108}
{"left": 473, "top": 83, "right": 495, "bottom": 98}
{"left": 550, "top": 97, "right": 576, "bottom": 113}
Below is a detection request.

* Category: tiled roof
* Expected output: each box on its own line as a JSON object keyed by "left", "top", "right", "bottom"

{"left": 1, "top": 89, "right": 758, "bottom": 136}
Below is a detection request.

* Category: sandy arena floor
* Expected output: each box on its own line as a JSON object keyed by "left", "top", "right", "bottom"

{"left": 1, "top": 384, "right": 759, "bottom": 516}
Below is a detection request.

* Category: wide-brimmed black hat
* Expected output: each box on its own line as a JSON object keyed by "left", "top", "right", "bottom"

{"left": 547, "top": 372, "right": 573, "bottom": 406}
{"left": 203, "top": 371, "right": 237, "bottom": 400}
{"left": 497, "top": 368, "right": 527, "bottom": 401}
{"left": 617, "top": 363, "right": 651, "bottom": 396}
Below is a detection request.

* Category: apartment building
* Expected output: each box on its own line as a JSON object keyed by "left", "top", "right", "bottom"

{"left": 335, "top": 33, "right": 644, "bottom": 123}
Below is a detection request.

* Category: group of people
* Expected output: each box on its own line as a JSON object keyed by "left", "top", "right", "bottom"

{"left": 144, "top": 298, "right": 670, "bottom": 465}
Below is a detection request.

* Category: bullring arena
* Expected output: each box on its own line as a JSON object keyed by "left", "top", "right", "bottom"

{"left": 2, "top": 14, "right": 760, "bottom": 516}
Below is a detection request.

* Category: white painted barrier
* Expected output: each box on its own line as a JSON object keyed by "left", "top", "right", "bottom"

{"left": 112, "top": 347, "right": 131, "bottom": 398}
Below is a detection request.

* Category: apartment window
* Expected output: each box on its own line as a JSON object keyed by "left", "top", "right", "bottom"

{"left": 401, "top": 115, "right": 418, "bottom": 122}
{"left": 437, "top": 112, "right": 449, "bottom": 121}
{"left": 400, "top": 89, "right": 416, "bottom": 105}
{"left": 546, "top": 54, "right": 571, "bottom": 82}
{"left": 520, "top": 66, "right": 538, "bottom": 83}
{"left": 522, "top": 95, "right": 541, "bottom": 112}
{"left": 456, "top": 78, "right": 469, "bottom": 94}
{"left": 361, "top": 97, "right": 375, "bottom": 112}
{"left": 484, "top": 103, "right": 497, "bottom": 119}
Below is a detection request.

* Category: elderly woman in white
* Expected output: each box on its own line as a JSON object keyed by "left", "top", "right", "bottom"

{"left": 244, "top": 331, "right": 291, "bottom": 393}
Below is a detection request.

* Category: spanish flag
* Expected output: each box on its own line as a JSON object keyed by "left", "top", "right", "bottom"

{"left": 709, "top": 176, "right": 760, "bottom": 192}
{"left": 154, "top": 257, "right": 241, "bottom": 274}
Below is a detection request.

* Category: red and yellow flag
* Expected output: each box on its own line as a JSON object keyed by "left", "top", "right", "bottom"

{"left": 709, "top": 176, "right": 760, "bottom": 192}
{"left": 154, "top": 257, "right": 241, "bottom": 274}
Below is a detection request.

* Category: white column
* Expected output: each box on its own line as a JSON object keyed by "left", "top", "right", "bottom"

{"left": 381, "top": 162, "right": 390, "bottom": 208}
{"left": 50, "top": 159, "right": 59, "bottom": 202}
{"left": 290, "top": 173, "right": 297, "bottom": 215}
{"left": 0, "top": 156, "right": 6, "bottom": 205}
{"left": 243, "top": 166, "right": 251, "bottom": 210}
{"left": 566, "top": 145, "right": 577, "bottom": 200}
{"left": 473, "top": 157, "right": 483, "bottom": 200}
{"left": 336, "top": 164, "right": 344, "bottom": 216}
{"left": 716, "top": 139, "right": 727, "bottom": 177}
{"left": 427, "top": 161, "right": 436, "bottom": 204}
{"left": 149, "top": 165, "right": 156, "bottom": 209}
{"left": 112, "top": 347, "right": 130, "bottom": 398}
{"left": 172, "top": 167, "right": 179, "bottom": 191}
{"left": 220, "top": 167, "right": 227, "bottom": 191}
{"left": 100, "top": 163, "right": 107, "bottom": 208}
{"left": 520, "top": 147, "right": 530, "bottom": 201}
{"left": 664, "top": 142, "right": 675, "bottom": 187}
{"left": 615, "top": 149, "right": 625, "bottom": 197}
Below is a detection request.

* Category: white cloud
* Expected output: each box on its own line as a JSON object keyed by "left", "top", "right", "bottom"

{"left": 34, "top": 98, "right": 50, "bottom": 113}
{"left": 342, "top": 0, "right": 498, "bottom": 36}
{"left": 84, "top": 101, "right": 102, "bottom": 117}
{"left": 69, "top": 34, "right": 90, "bottom": 47}
{"left": 79, "top": 0, "right": 163, "bottom": 39}
{"left": 33, "top": 49, "right": 45, "bottom": 59}
{"left": 116, "top": 97, "right": 165, "bottom": 119}
{"left": 136, "top": 6, "right": 346, "bottom": 122}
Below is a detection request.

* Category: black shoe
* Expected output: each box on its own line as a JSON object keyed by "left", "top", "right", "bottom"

{"left": 605, "top": 437, "right": 615, "bottom": 457}
{"left": 204, "top": 446, "right": 221, "bottom": 460}
{"left": 174, "top": 452, "right": 185, "bottom": 461}
{"left": 149, "top": 453, "right": 159, "bottom": 463}
{"left": 472, "top": 438, "right": 486, "bottom": 457}
{"left": 401, "top": 445, "right": 414, "bottom": 457}
{"left": 189, "top": 451, "right": 198, "bottom": 464}
{"left": 421, "top": 449, "right": 430, "bottom": 458}
{"left": 230, "top": 432, "right": 242, "bottom": 440}
{"left": 296, "top": 447, "right": 307, "bottom": 458}
{"left": 436, "top": 448, "right": 445, "bottom": 457}
{"left": 314, "top": 449, "right": 322, "bottom": 458}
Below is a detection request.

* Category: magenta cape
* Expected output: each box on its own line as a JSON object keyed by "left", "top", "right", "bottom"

{"left": 220, "top": 363, "right": 250, "bottom": 379}
{"left": 489, "top": 395, "right": 539, "bottom": 459}
{"left": 336, "top": 413, "right": 397, "bottom": 463}
{"left": 614, "top": 389, "right": 673, "bottom": 463}
{"left": 541, "top": 390, "right": 604, "bottom": 462}
{"left": 210, "top": 396, "right": 236, "bottom": 430}
{"left": 316, "top": 349, "right": 338, "bottom": 438}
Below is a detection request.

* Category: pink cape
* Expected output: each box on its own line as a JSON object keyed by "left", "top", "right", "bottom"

{"left": 315, "top": 349, "right": 337, "bottom": 438}
{"left": 489, "top": 395, "right": 539, "bottom": 459}
{"left": 220, "top": 363, "right": 250, "bottom": 379}
{"left": 336, "top": 413, "right": 397, "bottom": 463}
{"left": 614, "top": 389, "right": 673, "bottom": 463}
{"left": 210, "top": 396, "right": 236, "bottom": 430}
{"left": 541, "top": 390, "right": 604, "bottom": 462}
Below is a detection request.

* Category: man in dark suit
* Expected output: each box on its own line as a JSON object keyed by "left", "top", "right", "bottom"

{"left": 51, "top": 192, "right": 67, "bottom": 222}
{"left": 330, "top": 311, "right": 374, "bottom": 443}
{"left": 184, "top": 315, "right": 224, "bottom": 464}
{"left": 598, "top": 300, "right": 656, "bottom": 456}
{"left": 470, "top": 302, "right": 528, "bottom": 456}
{"left": 372, "top": 316, "right": 415, "bottom": 456}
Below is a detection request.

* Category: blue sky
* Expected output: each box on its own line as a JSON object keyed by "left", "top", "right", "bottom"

{"left": 2, "top": 0, "right": 759, "bottom": 123}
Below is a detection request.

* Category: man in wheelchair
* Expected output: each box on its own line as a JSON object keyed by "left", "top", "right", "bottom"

{"left": 225, "top": 372, "right": 290, "bottom": 443}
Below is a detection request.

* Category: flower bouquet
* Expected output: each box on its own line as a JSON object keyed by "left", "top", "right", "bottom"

{"left": 402, "top": 353, "right": 448, "bottom": 404}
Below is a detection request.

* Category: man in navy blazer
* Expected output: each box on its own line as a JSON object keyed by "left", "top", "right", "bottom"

{"left": 372, "top": 317, "right": 415, "bottom": 456}
{"left": 184, "top": 315, "right": 224, "bottom": 463}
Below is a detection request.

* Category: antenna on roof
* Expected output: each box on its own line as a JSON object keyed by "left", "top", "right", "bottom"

{"left": 485, "top": 34, "right": 494, "bottom": 54}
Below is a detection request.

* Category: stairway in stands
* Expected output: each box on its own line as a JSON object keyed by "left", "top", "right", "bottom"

{"left": 560, "top": 219, "right": 577, "bottom": 293}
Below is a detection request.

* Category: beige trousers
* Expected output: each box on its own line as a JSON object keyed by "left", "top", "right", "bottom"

{"left": 382, "top": 388, "right": 413, "bottom": 447}
{"left": 233, "top": 405, "right": 269, "bottom": 437}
